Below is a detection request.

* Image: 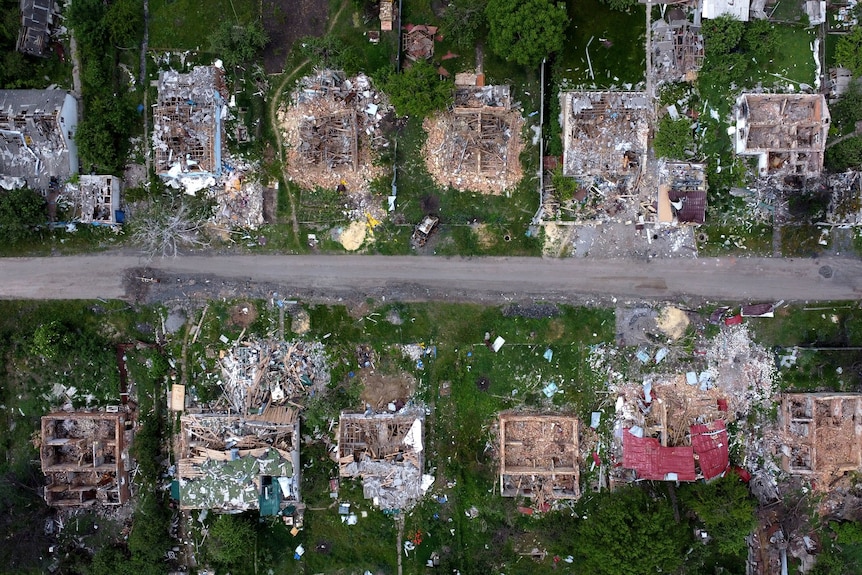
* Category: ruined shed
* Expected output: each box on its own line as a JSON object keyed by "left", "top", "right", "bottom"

{"left": 734, "top": 93, "right": 830, "bottom": 178}
{"left": 40, "top": 411, "right": 130, "bottom": 506}
{"left": 59, "top": 175, "right": 122, "bottom": 225}
{"left": 560, "top": 91, "right": 649, "bottom": 186}
{"left": 177, "top": 408, "right": 300, "bottom": 514}
{"left": 498, "top": 412, "right": 581, "bottom": 502}
{"left": 0, "top": 89, "right": 78, "bottom": 191}
{"left": 338, "top": 409, "right": 428, "bottom": 510}
{"left": 780, "top": 393, "right": 862, "bottom": 486}
{"left": 657, "top": 162, "right": 707, "bottom": 225}
{"left": 153, "top": 66, "right": 226, "bottom": 188}
{"left": 17, "top": 0, "right": 57, "bottom": 58}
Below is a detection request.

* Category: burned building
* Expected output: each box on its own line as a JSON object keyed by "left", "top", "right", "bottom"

{"left": 498, "top": 413, "right": 580, "bottom": 503}
{"left": 153, "top": 66, "right": 226, "bottom": 189}
{"left": 651, "top": 14, "right": 704, "bottom": 83}
{"left": 337, "top": 409, "right": 429, "bottom": 510}
{"left": 561, "top": 91, "right": 649, "bottom": 193}
{"left": 40, "top": 411, "right": 130, "bottom": 506}
{"left": 423, "top": 84, "right": 524, "bottom": 193}
{"left": 734, "top": 93, "right": 830, "bottom": 178}
{"left": 176, "top": 408, "right": 300, "bottom": 515}
{"left": 780, "top": 393, "right": 862, "bottom": 486}
{"left": 17, "top": 0, "right": 57, "bottom": 58}
{"left": 0, "top": 89, "right": 78, "bottom": 191}
{"left": 614, "top": 375, "right": 732, "bottom": 484}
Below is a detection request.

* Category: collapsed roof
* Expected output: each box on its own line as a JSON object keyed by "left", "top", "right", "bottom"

{"left": 338, "top": 409, "right": 430, "bottom": 510}
{"left": 0, "top": 89, "right": 78, "bottom": 191}
{"left": 153, "top": 66, "right": 226, "bottom": 185}
{"left": 17, "top": 0, "right": 57, "bottom": 57}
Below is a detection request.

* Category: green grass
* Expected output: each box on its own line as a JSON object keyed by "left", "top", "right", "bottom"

{"left": 781, "top": 224, "right": 827, "bottom": 257}
{"left": 556, "top": 0, "right": 646, "bottom": 87}
{"left": 148, "top": 0, "right": 258, "bottom": 50}
{"left": 759, "top": 25, "right": 817, "bottom": 87}
{"left": 697, "top": 223, "right": 774, "bottom": 256}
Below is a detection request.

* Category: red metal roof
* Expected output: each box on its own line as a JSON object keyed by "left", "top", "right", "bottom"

{"left": 622, "top": 430, "right": 696, "bottom": 481}
{"left": 691, "top": 421, "right": 730, "bottom": 480}
{"left": 724, "top": 314, "right": 743, "bottom": 326}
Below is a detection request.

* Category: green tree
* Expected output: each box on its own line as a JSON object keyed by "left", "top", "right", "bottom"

{"left": 0, "top": 187, "right": 46, "bottom": 243}
{"left": 598, "top": 0, "right": 637, "bottom": 11}
{"left": 702, "top": 15, "right": 744, "bottom": 56}
{"left": 209, "top": 21, "right": 269, "bottom": 68}
{"left": 679, "top": 475, "right": 756, "bottom": 559}
{"left": 382, "top": 61, "right": 453, "bottom": 118}
{"left": 812, "top": 521, "right": 862, "bottom": 575}
{"left": 442, "top": 0, "right": 489, "bottom": 51}
{"left": 571, "top": 486, "right": 689, "bottom": 575}
{"left": 208, "top": 514, "right": 256, "bottom": 569}
{"left": 836, "top": 26, "right": 862, "bottom": 76}
{"left": 653, "top": 115, "right": 695, "bottom": 159}
{"left": 105, "top": 0, "right": 144, "bottom": 48}
{"left": 485, "top": 0, "right": 569, "bottom": 67}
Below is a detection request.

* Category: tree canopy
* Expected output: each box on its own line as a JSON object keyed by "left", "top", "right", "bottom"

{"left": 0, "top": 187, "right": 46, "bottom": 243}
{"left": 209, "top": 21, "right": 269, "bottom": 68}
{"left": 680, "top": 475, "right": 756, "bottom": 559}
{"left": 836, "top": 26, "right": 862, "bottom": 77}
{"left": 382, "top": 61, "right": 453, "bottom": 119}
{"left": 485, "top": 0, "right": 569, "bottom": 67}
{"left": 653, "top": 116, "right": 696, "bottom": 159}
{"left": 208, "top": 514, "right": 257, "bottom": 569}
{"left": 442, "top": 0, "right": 489, "bottom": 51}
{"left": 571, "top": 486, "right": 689, "bottom": 575}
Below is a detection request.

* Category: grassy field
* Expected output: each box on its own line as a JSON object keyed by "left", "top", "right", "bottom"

{"left": 148, "top": 0, "right": 258, "bottom": 51}
{"left": 556, "top": 0, "right": 646, "bottom": 87}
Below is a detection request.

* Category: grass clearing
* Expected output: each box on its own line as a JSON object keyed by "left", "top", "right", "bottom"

{"left": 148, "top": 0, "right": 258, "bottom": 51}
{"left": 556, "top": 0, "right": 646, "bottom": 87}
{"left": 697, "top": 223, "right": 774, "bottom": 256}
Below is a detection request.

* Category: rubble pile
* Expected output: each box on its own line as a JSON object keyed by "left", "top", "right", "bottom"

{"left": 209, "top": 162, "right": 265, "bottom": 229}
{"left": 278, "top": 69, "right": 391, "bottom": 214}
{"left": 705, "top": 324, "right": 777, "bottom": 413}
{"left": 219, "top": 339, "right": 330, "bottom": 414}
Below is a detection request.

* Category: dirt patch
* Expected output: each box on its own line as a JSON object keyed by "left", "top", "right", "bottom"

{"left": 262, "top": 187, "right": 278, "bottom": 224}
{"left": 655, "top": 306, "right": 690, "bottom": 340}
{"left": 359, "top": 371, "right": 417, "bottom": 409}
{"left": 261, "top": 0, "right": 328, "bottom": 74}
{"left": 290, "top": 307, "right": 311, "bottom": 335}
{"left": 228, "top": 301, "right": 258, "bottom": 328}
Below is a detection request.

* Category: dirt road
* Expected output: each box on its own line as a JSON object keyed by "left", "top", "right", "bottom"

{"left": 1, "top": 254, "right": 859, "bottom": 304}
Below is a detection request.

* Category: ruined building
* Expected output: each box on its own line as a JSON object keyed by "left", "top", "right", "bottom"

{"left": 0, "top": 89, "right": 78, "bottom": 191}
{"left": 561, "top": 91, "right": 649, "bottom": 194}
{"left": 498, "top": 412, "right": 581, "bottom": 503}
{"left": 734, "top": 93, "right": 830, "bottom": 178}
{"left": 338, "top": 409, "right": 430, "bottom": 510}
{"left": 780, "top": 393, "right": 862, "bottom": 487}
{"left": 59, "top": 174, "right": 122, "bottom": 225}
{"left": 40, "top": 411, "right": 130, "bottom": 506}
{"left": 153, "top": 66, "right": 226, "bottom": 188}
{"left": 176, "top": 408, "right": 301, "bottom": 516}
{"left": 17, "top": 0, "right": 58, "bottom": 58}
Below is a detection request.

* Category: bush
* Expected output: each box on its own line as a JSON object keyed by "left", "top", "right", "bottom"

{"left": 0, "top": 187, "right": 46, "bottom": 243}
{"left": 382, "top": 61, "right": 454, "bottom": 119}
{"left": 653, "top": 116, "right": 695, "bottom": 159}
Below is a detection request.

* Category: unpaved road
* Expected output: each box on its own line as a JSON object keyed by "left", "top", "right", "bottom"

{"left": 0, "top": 254, "right": 860, "bottom": 304}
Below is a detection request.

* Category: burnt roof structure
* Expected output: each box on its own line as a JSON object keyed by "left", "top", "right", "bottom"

{"left": 40, "top": 411, "right": 130, "bottom": 506}
{"left": 780, "top": 393, "right": 862, "bottom": 487}
{"left": 657, "top": 162, "right": 707, "bottom": 225}
{"left": 498, "top": 413, "right": 581, "bottom": 503}
{"left": 734, "top": 93, "right": 830, "bottom": 178}
{"left": 0, "top": 89, "right": 78, "bottom": 191}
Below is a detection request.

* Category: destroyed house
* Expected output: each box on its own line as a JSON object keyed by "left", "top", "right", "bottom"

{"left": 498, "top": 413, "right": 581, "bottom": 501}
{"left": 0, "top": 89, "right": 78, "bottom": 191}
{"left": 657, "top": 162, "right": 707, "bottom": 225}
{"left": 780, "top": 393, "right": 862, "bottom": 484}
{"left": 60, "top": 175, "right": 122, "bottom": 225}
{"left": 177, "top": 408, "right": 300, "bottom": 515}
{"left": 338, "top": 410, "right": 427, "bottom": 510}
{"left": 17, "top": 0, "right": 57, "bottom": 57}
{"left": 153, "top": 66, "right": 225, "bottom": 183}
{"left": 702, "top": 0, "right": 750, "bottom": 21}
{"left": 616, "top": 376, "right": 731, "bottom": 482}
{"left": 734, "top": 94, "right": 830, "bottom": 178}
{"left": 40, "top": 411, "right": 130, "bottom": 506}
{"left": 561, "top": 91, "right": 649, "bottom": 184}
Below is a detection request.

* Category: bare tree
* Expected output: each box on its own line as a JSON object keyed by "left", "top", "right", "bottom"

{"left": 130, "top": 199, "right": 211, "bottom": 258}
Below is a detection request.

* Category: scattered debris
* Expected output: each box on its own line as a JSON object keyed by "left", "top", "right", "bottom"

{"left": 402, "top": 25, "right": 437, "bottom": 61}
